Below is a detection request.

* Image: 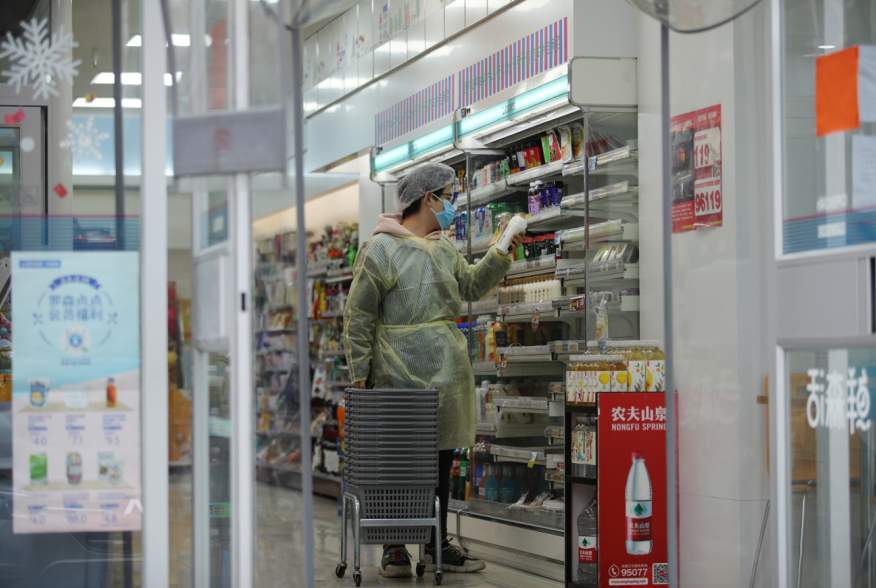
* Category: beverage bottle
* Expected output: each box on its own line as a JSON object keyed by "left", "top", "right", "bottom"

{"left": 458, "top": 449, "right": 469, "bottom": 500}
{"left": 625, "top": 454, "right": 653, "bottom": 555}
{"left": 485, "top": 464, "right": 498, "bottom": 501}
{"left": 646, "top": 347, "right": 666, "bottom": 392}
{"left": 528, "top": 182, "right": 542, "bottom": 215}
{"left": 499, "top": 464, "right": 514, "bottom": 503}
{"left": 106, "top": 377, "right": 117, "bottom": 408}
{"left": 577, "top": 497, "right": 598, "bottom": 585}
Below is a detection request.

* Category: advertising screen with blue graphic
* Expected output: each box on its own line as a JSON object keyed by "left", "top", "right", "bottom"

{"left": 11, "top": 251, "right": 140, "bottom": 534}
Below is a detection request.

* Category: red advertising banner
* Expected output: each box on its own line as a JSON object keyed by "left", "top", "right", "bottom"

{"left": 598, "top": 393, "right": 668, "bottom": 586}
{"left": 671, "top": 104, "right": 723, "bottom": 233}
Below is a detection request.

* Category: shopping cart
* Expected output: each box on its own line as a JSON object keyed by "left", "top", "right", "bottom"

{"left": 335, "top": 388, "right": 443, "bottom": 586}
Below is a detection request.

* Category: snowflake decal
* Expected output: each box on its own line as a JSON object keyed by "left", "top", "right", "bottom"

{"left": 61, "top": 117, "right": 110, "bottom": 160}
{"left": 0, "top": 17, "right": 81, "bottom": 100}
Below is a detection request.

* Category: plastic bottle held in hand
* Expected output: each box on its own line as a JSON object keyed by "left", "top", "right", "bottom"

{"left": 625, "top": 454, "right": 653, "bottom": 555}
{"left": 577, "top": 497, "right": 598, "bottom": 585}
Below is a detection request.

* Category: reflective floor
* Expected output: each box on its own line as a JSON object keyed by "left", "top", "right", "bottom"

{"left": 256, "top": 481, "right": 561, "bottom": 588}
{"left": 166, "top": 471, "right": 560, "bottom": 587}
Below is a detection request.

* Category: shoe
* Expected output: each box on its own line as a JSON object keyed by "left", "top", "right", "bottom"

{"left": 424, "top": 539, "right": 486, "bottom": 573}
{"left": 380, "top": 545, "right": 413, "bottom": 578}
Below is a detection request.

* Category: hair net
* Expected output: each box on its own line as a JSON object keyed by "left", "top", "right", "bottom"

{"left": 397, "top": 162, "right": 456, "bottom": 211}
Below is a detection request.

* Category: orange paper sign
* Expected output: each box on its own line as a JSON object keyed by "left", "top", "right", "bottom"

{"left": 816, "top": 46, "right": 860, "bottom": 136}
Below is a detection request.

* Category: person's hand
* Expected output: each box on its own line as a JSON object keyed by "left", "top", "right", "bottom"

{"left": 508, "top": 234, "right": 524, "bottom": 253}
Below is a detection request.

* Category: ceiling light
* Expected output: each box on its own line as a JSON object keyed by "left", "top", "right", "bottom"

{"left": 818, "top": 44, "right": 836, "bottom": 50}
{"left": 73, "top": 97, "right": 142, "bottom": 109}
{"left": 126, "top": 34, "right": 212, "bottom": 47}
{"left": 91, "top": 72, "right": 182, "bottom": 86}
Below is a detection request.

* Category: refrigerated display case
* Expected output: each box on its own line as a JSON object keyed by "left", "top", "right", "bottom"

{"left": 368, "top": 59, "right": 659, "bottom": 578}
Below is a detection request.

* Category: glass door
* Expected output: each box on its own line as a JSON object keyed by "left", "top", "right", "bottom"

{"left": 778, "top": 0, "right": 876, "bottom": 586}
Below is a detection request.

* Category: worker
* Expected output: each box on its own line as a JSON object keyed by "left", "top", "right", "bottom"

{"left": 343, "top": 162, "right": 522, "bottom": 578}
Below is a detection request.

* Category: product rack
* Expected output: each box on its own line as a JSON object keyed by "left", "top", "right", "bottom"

{"left": 368, "top": 59, "right": 641, "bottom": 579}
{"left": 254, "top": 224, "right": 358, "bottom": 499}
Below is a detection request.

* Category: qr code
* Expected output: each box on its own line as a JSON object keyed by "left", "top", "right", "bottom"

{"left": 653, "top": 563, "right": 669, "bottom": 585}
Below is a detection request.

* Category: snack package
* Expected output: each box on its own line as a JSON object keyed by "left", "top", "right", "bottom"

{"left": 572, "top": 125, "right": 586, "bottom": 160}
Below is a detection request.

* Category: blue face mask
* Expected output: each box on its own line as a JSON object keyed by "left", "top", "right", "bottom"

{"left": 431, "top": 195, "right": 457, "bottom": 230}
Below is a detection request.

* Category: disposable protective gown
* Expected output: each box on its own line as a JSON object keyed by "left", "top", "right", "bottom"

{"left": 343, "top": 214, "right": 511, "bottom": 449}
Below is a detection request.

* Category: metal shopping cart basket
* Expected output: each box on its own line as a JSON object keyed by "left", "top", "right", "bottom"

{"left": 335, "top": 388, "right": 443, "bottom": 586}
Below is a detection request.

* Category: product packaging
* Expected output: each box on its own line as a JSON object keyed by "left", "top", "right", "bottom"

{"left": 625, "top": 454, "right": 653, "bottom": 555}
{"left": 66, "top": 451, "right": 83, "bottom": 485}
{"left": 30, "top": 380, "right": 48, "bottom": 408}
{"left": 558, "top": 126, "right": 573, "bottom": 161}
{"left": 30, "top": 453, "right": 48, "bottom": 485}
{"left": 98, "top": 451, "right": 123, "bottom": 485}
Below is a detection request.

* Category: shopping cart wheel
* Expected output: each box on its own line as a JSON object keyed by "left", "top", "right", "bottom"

{"left": 353, "top": 570, "right": 362, "bottom": 586}
{"left": 335, "top": 563, "right": 346, "bottom": 578}
{"left": 434, "top": 571, "right": 443, "bottom": 585}
{"left": 416, "top": 562, "right": 425, "bottom": 577}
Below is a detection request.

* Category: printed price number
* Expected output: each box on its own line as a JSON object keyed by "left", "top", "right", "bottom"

{"left": 103, "top": 511, "right": 119, "bottom": 525}
{"left": 105, "top": 432, "right": 121, "bottom": 446}
{"left": 694, "top": 188, "right": 722, "bottom": 217}
{"left": 30, "top": 434, "right": 48, "bottom": 446}
{"left": 66, "top": 512, "right": 87, "bottom": 524}
{"left": 694, "top": 127, "right": 721, "bottom": 169}
{"left": 68, "top": 431, "right": 84, "bottom": 445}
{"left": 30, "top": 513, "right": 47, "bottom": 526}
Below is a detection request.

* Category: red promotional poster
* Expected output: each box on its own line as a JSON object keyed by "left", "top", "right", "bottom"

{"left": 671, "top": 104, "right": 722, "bottom": 233}
{"left": 598, "top": 393, "right": 668, "bottom": 586}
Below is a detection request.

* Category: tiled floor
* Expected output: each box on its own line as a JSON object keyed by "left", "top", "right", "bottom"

{"left": 166, "top": 471, "right": 560, "bottom": 587}
{"left": 255, "top": 481, "right": 561, "bottom": 588}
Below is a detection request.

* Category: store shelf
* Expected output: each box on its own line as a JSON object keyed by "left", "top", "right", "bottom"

{"left": 468, "top": 298, "right": 499, "bottom": 316}
{"left": 506, "top": 159, "right": 567, "bottom": 186}
{"left": 498, "top": 300, "right": 554, "bottom": 318}
{"left": 465, "top": 181, "right": 521, "bottom": 207}
{"left": 498, "top": 345, "right": 552, "bottom": 362}
{"left": 256, "top": 462, "right": 341, "bottom": 498}
{"left": 489, "top": 445, "right": 546, "bottom": 465}
{"left": 320, "top": 310, "right": 343, "bottom": 319}
{"left": 473, "top": 361, "right": 497, "bottom": 376}
{"left": 587, "top": 144, "right": 639, "bottom": 178}
{"left": 505, "top": 256, "right": 557, "bottom": 279}
{"left": 258, "top": 328, "right": 296, "bottom": 335}
{"left": 526, "top": 206, "right": 587, "bottom": 233}
{"left": 465, "top": 498, "right": 564, "bottom": 533}
{"left": 560, "top": 221, "right": 639, "bottom": 249}
{"left": 494, "top": 397, "right": 550, "bottom": 414}
{"left": 476, "top": 421, "right": 498, "bottom": 435}
{"left": 325, "top": 270, "right": 354, "bottom": 284}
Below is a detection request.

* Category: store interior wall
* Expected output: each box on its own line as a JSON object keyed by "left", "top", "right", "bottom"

{"left": 252, "top": 181, "right": 360, "bottom": 240}
{"left": 637, "top": 3, "right": 774, "bottom": 587}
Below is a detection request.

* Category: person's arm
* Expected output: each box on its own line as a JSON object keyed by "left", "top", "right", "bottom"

{"left": 453, "top": 242, "right": 514, "bottom": 302}
{"left": 343, "top": 243, "right": 385, "bottom": 386}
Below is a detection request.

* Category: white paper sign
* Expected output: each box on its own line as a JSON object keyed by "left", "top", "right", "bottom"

{"left": 853, "top": 134, "right": 876, "bottom": 209}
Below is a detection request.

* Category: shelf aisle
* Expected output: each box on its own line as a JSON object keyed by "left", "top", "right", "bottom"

{"left": 254, "top": 222, "right": 359, "bottom": 499}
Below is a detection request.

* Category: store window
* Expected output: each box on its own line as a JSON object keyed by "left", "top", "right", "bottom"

{"left": 0, "top": 0, "right": 146, "bottom": 583}
{"left": 785, "top": 346, "right": 875, "bottom": 587}
{"left": 782, "top": 0, "right": 876, "bottom": 254}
